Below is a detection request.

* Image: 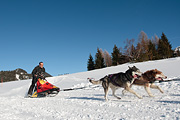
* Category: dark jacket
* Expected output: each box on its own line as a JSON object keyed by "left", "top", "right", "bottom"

{"left": 32, "top": 65, "right": 45, "bottom": 77}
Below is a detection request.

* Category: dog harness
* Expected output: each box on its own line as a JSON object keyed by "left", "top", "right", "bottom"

{"left": 109, "top": 73, "right": 134, "bottom": 87}
{"left": 108, "top": 74, "right": 121, "bottom": 87}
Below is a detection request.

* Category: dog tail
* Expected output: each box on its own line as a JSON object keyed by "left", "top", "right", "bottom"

{"left": 88, "top": 78, "right": 102, "bottom": 85}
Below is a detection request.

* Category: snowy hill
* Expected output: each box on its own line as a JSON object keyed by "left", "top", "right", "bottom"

{"left": 0, "top": 68, "right": 32, "bottom": 82}
{"left": 0, "top": 57, "right": 180, "bottom": 120}
{"left": 0, "top": 68, "right": 52, "bottom": 83}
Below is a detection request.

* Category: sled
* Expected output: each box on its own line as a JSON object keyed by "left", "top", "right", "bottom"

{"left": 31, "top": 78, "right": 60, "bottom": 98}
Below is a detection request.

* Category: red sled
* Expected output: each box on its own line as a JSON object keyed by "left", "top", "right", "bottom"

{"left": 31, "top": 78, "right": 60, "bottom": 98}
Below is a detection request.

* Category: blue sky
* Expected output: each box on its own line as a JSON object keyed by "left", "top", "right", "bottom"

{"left": 0, "top": 0, "right": 180, "bottom": 76}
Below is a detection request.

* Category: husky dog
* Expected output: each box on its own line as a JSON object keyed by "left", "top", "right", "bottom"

{"left": 122, "top": 69, "right": 167, "bottom": 97}
{"left": 89, "top": 66, "right": 142, "bottom": 101}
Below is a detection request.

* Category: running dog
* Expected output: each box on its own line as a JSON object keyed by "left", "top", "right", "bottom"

{"left": 89, "top": 66, "right": 142, "bottom": 101}
{"left": 122, "top": 69, "right": 167, "bottom": 97}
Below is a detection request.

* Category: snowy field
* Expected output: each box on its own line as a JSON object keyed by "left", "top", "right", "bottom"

{"left": 0, "top": 57, "right": 180, "bottom": 120}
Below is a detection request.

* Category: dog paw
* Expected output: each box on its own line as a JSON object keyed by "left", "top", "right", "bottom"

{"left": 160, "top": 91, "right": 164, "bottom": 93}
{"left": 138, "top": 96, "right": 143, "bottom": 99}
{"left": 117, "top": 97, "right": 121, "bottom": 99}
{"left": 149, "top": 95, "right": 155, "bottom": 97}
{"left": 122, "top": 91, "right": 125, "bottom": 95}
{"left": 122, "top": 90, "right": 128, "bottom": 95}
{"left": 104, "top": 97, "right": 108, "bottom": 101}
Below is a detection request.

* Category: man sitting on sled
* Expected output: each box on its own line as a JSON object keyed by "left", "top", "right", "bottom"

{"left": 27, "top": 62, "right": 45, "bottom": 97}
{"left": 27, "top": 62, "right": 60, "bottom": 98}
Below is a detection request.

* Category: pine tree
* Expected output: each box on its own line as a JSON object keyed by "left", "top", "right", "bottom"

{"left": 158, "top": 33, "right": 173, "bottom": 59}
{"left": 147, "top": 40, "right": 158, "bottom": 60}
{"left": 157, "top": 38, "right": 165, "bottom": 59}
{"left": 111, "top": 45, "right": 121, "bottom": 65}
{"left": 95, "top": 48, "right": 105, "bottom": 69}
{"left": 87, "top": 54, "right": 95, "bottom": 71}
{"left": 119, "top": 55, "right": 130, "bottom": 64}
{"left": 161, "top": 32, "right": 173, "bottom": 58}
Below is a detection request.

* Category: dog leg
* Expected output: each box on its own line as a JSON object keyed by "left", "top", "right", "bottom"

{"left": 122, "top": 84, "right": 132, "bottom": 95}
{"left": 104, "top": 87, "right": 109, "bottom": 101}
{"left": 150, "top": 84, "right": 164, "bottom": 93}
{"left": 125, "top": 87, "right": 142, "bottom": 99}
{"left": 144, "top": 84, "right": 154, "bottom": 97}
{"left": 122, "top": 89, "right": 127, "bottom": 95}
{"left": 102, "top": 81, "right": 109, "bottom": 101}
{"left": 111, "top": 87, "right": 121, "bottom": 99}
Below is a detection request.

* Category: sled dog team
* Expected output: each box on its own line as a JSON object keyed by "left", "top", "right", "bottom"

{"left": 89, "top": 66, "right": 167, "bottom": 101}
{"left": 28, "top": 62, "right": 167, "bottom": 100}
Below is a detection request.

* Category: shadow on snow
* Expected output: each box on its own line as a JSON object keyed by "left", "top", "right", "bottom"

{"left": 68, "top": 97, "right": 105, "bottom": 101}
{"left": 157, "top": 100, "right": 180, "bottom": 104}
{"left": 169, "top": 94, "right": 180, "bottom": 96}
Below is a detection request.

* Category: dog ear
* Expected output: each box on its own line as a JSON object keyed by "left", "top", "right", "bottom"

{"left": 128, "top": 66, "right": 131, "bottom": 69}
{"left": 133, "top": 66, "right": 137, "bottom": 69}
{"left": 153, "top": 70, "right": 157, "bottom": 74}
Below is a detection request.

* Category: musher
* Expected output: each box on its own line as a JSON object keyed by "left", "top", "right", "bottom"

{"left": 27, "top": 62, "right": 45, "bottom": 97}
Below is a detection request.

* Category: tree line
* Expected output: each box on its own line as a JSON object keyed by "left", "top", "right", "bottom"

{"left": 87, "top": 31, "right": 179, "bottom": 71}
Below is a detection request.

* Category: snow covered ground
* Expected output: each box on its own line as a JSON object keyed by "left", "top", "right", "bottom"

{"left": 0, "top": 57, "right": 180, "bottom": 120}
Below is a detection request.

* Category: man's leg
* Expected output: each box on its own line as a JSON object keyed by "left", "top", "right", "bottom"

{"left": 28, "top": 77, "right": 37, "bottom": 95}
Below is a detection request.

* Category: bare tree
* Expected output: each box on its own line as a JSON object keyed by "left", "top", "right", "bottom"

{"left": 124, "top": 38, "right": 135, "bottom": 61}
{"left": 135, "top": 42, "right": 142, "bottom": 60}
{"left": 136, "top": 31, "right": 149, "bottom": 61}
{"left": 99, "top": 48, "right": 104, "bottom": 58}
{"left": 154, "top": 34, "right": 159, "bottom": 49}
{"left": 139, "top": 31, "right": 149, "bottom": 51}
{"left": 138, "top": 31, "right": 148, "bottom": 42}
{"left": 104, "top": 50, "right": 112, "bottom": 67}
